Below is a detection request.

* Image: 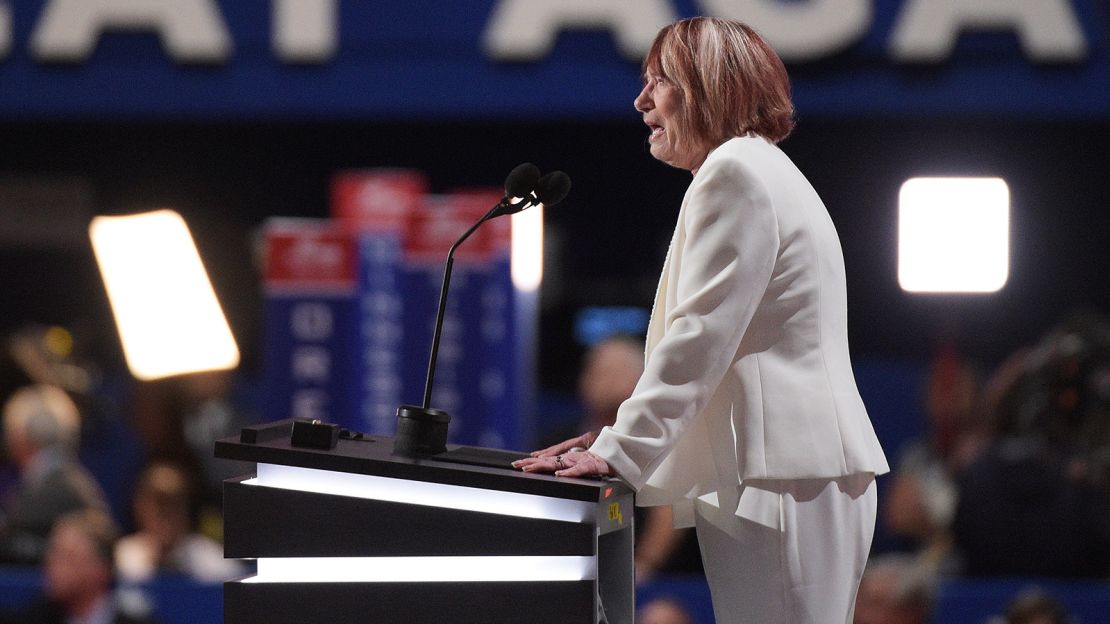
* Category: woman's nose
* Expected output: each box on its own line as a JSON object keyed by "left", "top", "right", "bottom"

{"left": 634, "top": 84, "right": 652, "bottom": 112}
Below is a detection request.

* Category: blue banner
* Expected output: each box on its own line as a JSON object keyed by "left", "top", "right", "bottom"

{"left": 261, "top": 220, "right": 363, "bottom": 429}
{"left": 261, "top": 177, "right": 535, "bottom": 449}
{"left": 1, "top": 0, "right": 1107, "bottom": 119}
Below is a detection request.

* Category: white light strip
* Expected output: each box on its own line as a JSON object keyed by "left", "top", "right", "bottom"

{"left": 250, "top": 463, "right": 592, "bottom": 523}
{"left": 511, "top": 205, "right": 543, "bottom": 291}
{"left": 245, "top": 556, "right": 595, "bottom": 583}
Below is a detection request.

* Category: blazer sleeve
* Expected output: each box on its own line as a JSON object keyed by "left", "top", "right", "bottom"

{"left": 591, "top": 154, "right": 780, "bottom": 490}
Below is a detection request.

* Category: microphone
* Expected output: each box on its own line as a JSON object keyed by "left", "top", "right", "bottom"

{"left": 394, "top": 164, "right": 570, "bottom": 455}
{"left": 535, "top": 171, "right": 572, "bottom": 207}
{"left": 491, "top": 169, "right": 571, "bottom": 218}
{"left": 504, "top": 162, "right": 540, "bottom": 198}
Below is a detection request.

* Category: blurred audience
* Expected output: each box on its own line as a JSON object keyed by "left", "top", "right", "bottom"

{"left": 115, "top": 462, "right": 244, "bottom": 584}
{"left": 577, "top": 335, "right": 646, "bottom": 436}
{"left": 0, "top": 325, "right": 93, "bottom": 503}
{"left": 953, "top": 312, "right": 1110, "bottom": 578}
{"left": 883, "top": 347, "right": 987, "bottom": 573}
{"left": 1, "top": 323, "right": 148, "bottom": 537}
{"left": 853, "top": 553, "right": 934, "bottom": 624}
{"left": 0, "top": 384, "right": 111, "bottom": 563}
{"left": 636, "top": 596, "right": 694, "bottom": 624}
{"left": 1, "top": 308, "right": 1107, "bottom": 622}
{"left": 991, "top": 588, "right": 1074, "bottom": 624}
{"left": 132, "top": 370, "right": 255, "bottom": 541}
{"left": 0, "top": 509, "right": 158, "bottom": 624}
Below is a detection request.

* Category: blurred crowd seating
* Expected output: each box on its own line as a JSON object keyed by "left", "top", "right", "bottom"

{"left": 0, "top": 308, "right": 1108, "bottom": 622}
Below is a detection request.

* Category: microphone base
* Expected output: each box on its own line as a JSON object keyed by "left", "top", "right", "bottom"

{"left": 393, "top": 405, "right": 450, "bottom": 456}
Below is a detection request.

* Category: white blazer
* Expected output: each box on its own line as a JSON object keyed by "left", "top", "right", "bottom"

{"left": 590, "top": 136, "right": 889, "bottom": 521}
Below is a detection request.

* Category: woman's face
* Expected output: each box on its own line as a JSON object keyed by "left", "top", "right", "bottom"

{"left": 634, "top": 69, "right": 707, "bottom": 172}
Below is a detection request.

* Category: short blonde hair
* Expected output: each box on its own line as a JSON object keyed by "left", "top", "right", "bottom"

{"left": 644, "top": 17, "right": 795, "bottom": 146}
{"left": 2, "top": 384, "right": 81, "bottom": 452}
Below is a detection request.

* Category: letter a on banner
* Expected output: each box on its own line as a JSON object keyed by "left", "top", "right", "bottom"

{"left": 0, "top": 2, "right": 10, "bottom": 60}
{"left": 272, "top": 0, "right": 337, "bottom": 63}
{"left": 30, "top": 0, "right": 232, "bottom": 63}
{"left": 890, "top": 0, "right": 1087, "bottom": 63}
{"left": 484, "top": 0, "right": 678, "bottom": 61}
{"left": 699, "top": 0, "right": 871, "bottom": 61}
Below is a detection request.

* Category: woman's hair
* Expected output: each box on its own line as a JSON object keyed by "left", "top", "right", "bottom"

{"left": 2, "top": 383, "right": 81, "bottom": 453}
{"left": 135, "top": 461, "right": 192, "bottom": 517}
{"left": 644, "top": 17, "right": 795, "bottom": 145}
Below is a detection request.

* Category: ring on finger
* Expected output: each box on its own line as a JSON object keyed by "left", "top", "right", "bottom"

{"left": 555, "top": 455, "right": 565, "bottom": 469}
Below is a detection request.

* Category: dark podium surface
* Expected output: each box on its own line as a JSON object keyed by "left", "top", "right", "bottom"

{"left": 215, "top": 420, "right": 635, "bottom": 623}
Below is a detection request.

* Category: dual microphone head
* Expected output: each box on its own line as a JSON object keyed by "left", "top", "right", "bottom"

{"left": 493, "top": 163, "right": 572, "bottom": 218}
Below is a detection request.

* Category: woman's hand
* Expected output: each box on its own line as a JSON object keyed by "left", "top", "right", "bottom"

{"left": 528, "top": 431, "right": 597, "bottom": 459}
{"left": 512, "top": 449, "right": 613, "bottom": 478}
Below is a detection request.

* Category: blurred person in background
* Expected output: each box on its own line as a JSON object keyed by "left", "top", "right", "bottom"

{"left": 0, "top": 384, "right": 110, "bottom": 563}
{"left": 0, "top": 325, "right": 96, "bottom": 503}
{"left": 516, "top": 17, "right": 888, "bottom": 622}
{"left": 883, "top": 347, "right": 988, "bottom": 573}
{"left": 566, "top": 334, "right": 702, "bottom": 583}
{"left": 0, "top": 509, "right": 157, "bottom": 624}
{"left": 953, "top": 312, "right": 1110, "bottom": 578}
{"left": 131, "top": 370, "right": 255, "bottom": 541}
{"left": 115, "top": 461, "right": 243, "bottom": 584}
{"left": 852, "top": 553, "right": 933, "bottom": 624}
{"left": 991, "top": 588, "right": 1074, "bottom": 624}
{"left": 1, "top": 324, "right": 146, "bottom": 537}
{"left": 576, "top": 335, "right": 646, "bottom": 437}
{"left": 636, "top": 595, "right": 695, "bottom": 624}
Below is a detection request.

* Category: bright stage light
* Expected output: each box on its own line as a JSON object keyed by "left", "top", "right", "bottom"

{"left": 511, "top": 205, "right": 543, "bottom": 291}
{"left": 246, "top": 555, "right": 595, "bottom": 583}
{"left": 249, "top": 463, "right": 594, "bottom": 523}
{"left": 898, "top": 177, "right": 1010, "bottom": 293}
{"left": 89, "top": 209, "right": 239, "bottom": 380}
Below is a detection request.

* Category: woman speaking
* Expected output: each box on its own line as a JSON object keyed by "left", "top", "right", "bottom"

{"left": 514, "top": 17, "right": 889, "bottom": 623}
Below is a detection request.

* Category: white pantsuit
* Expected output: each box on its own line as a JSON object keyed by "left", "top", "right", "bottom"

{"left": 694, "top": 474, "right": 877, "bottom": 623}
{"left": 589, "top": 136, "right": 890, "bottom": 620}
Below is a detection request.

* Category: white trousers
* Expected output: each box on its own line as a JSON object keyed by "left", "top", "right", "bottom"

{"left": 693, "top": 473, "right": 877, "bottom": 624}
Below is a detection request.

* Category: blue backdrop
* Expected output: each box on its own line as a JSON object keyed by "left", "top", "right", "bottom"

{"left": 0, "top": 0, "right": 1108, "bottom": 119}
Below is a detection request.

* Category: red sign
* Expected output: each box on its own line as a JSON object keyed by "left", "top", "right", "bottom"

{"left": 264, "top": 220, "right": 357, "bottom": 291}
{"left": 404, "top": 192, "right": 505, "bottom": 263}
{"left": 331, "top": 169, "right": 427, "bottom": 231}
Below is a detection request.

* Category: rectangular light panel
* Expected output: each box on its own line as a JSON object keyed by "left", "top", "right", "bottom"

{"left": 898, "top": 177, "right": 1010, "bottom": 293}
{"left": 90, "top": 209, "right": 239, "bottom": 379}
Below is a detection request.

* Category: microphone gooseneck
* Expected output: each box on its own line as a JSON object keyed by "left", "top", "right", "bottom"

{"left": 395, "top": 163, "right": 569, "bottom": 456}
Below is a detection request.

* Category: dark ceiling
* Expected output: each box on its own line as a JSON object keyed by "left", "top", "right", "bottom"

{"left": 1, "top": 117, "right": 1107, "bottom": 392}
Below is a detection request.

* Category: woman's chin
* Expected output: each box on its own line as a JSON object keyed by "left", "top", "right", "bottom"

{"left": 648, "top": 143, "right": 672, "bottom": 164}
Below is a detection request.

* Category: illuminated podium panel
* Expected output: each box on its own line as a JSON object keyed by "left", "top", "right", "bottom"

{"left": 215, "top": 421, "right": 634, "bottom": 624}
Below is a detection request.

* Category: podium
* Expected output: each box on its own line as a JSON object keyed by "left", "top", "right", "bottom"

{"left": 215, "top": 420, "right": 635, "bottom": 623}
